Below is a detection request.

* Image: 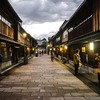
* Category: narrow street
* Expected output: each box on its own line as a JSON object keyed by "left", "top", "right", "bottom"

{"left": 0, "top": 54, "right": 100, "bottom": 100}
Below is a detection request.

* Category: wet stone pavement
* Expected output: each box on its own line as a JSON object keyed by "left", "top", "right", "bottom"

{"left": 0, "top": 54, "right": 100, "bottom": 100}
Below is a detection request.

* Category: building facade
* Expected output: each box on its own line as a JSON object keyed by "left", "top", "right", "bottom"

{"left": 0, "top": 0, "right": 37, "bottom": 73}
{"left": 49, "top": 20, "right": 68, "bottom": 60}
{"left": 50, "top": 0, "right": 100, "bottom": 73}
{"left": 66, "top": 0, "right": 100, "bottom": 69}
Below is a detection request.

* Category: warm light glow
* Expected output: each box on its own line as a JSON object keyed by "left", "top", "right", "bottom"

{"left": 53, "top": 48, "right": 55, "bottom": 51}
{"left": 64, "top": 45, "right": 68, "bottom": 50}
{"left": 50, "top": 43, "right": 52, "bottom": 47}
{"left": 50, "top": 48, "right": 52, "bottom": 51}
{"left": 27, "top": 47, "right": 30, "bottom": 50}
{"left": 32, "top": 48, "right": 34, "bottom": 51}
{"left": 47, "top": 44, "right": 50, "bottom": 47}
{"left": 82, "top": 47, "right": 86, "bottom": 52}
{"left": 90, "top": 42, "right": 94, "bottom": 50}
{"left": 60, "top": 47, "right": 63, "bottom": 51}
{"left": 23, "top": 33, "right": 27, "bottom": 38}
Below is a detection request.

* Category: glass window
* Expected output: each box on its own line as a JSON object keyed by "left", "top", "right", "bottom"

{"left": 0, "top": 42, "right": 11, "bottom": 62}
{"left": 63, "top": 30, "right": 68, "bottom": 39}
{"left": 0, "top": 15, "right": 1, "bottom": 20}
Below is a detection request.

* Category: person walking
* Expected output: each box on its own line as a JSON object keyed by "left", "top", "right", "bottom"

{"left": 73, "top": 49, "right": 81, "bottom": 76}
{"left": 51, "top": 51, "right": 55, "bottom": 62}
{"left": 42, "top": 50, "right": 43, "bottom": 55}
{"left": 94, "top": 53, "right": 99, "bottom": 68}
{"left": 39, "top": 51, "right": 41, "bottom": 56}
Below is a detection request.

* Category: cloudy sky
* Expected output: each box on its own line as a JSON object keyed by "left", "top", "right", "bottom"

{"left": 9, "top": 0, "right": 83, "bottom": 40}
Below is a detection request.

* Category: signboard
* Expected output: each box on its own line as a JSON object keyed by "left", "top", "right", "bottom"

{"left": 56, "top": 37, "right": 60, "bottom": 42}
{"left": 62, "top": 30, "right": 68, "bottom": 42}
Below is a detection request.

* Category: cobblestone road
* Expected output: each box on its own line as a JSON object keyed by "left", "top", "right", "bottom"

{"left": 0, "top": 54, "right": 100, "bottom": 100}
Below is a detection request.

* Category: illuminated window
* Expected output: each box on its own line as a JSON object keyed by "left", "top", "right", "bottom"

{"left": 82, "top": 47, "right": 86, "bottom": 52}
{"left": 90, "top": 42, "right": 94, "bottom": 50}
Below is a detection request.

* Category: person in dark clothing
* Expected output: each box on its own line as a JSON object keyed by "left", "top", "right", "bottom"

{"left": 42, "top": 50, "right": 43, "bottom": 55}
{"left": 94, "top": 53, "right": 99, "bottom": 68}
{"left": 0, "top": 54, "right": 3, "bottom": 64}
{"left": 0, "top": 54, "right": 3, "bottom": 73}
{"left": 39, "top": 51, "right": 41, "bottom": 56}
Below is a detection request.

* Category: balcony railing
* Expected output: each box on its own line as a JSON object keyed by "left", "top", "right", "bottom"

{"left": 0, "top": 20, "right": 14, "bottom": 39}
{"left": 18, "top": 32, "right": 31, "bottom": 46}
{"left": 68, "top": 15, "right": 93, "bottom": 41}
{"left": 18, "top": 32, "right": 24, "bottom": 44}
{"left": 26, "top": 41, "right": 31, "bottom": 46}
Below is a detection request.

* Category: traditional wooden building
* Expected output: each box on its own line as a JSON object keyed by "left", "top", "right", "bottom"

{"left": 50, "top": 0, "right": 100, "bottom": 74}
{"left": 49, "top": 20, "right": 68, "bottom": 60}
{"left": 65, "top": 0, "right": 100, "bottom": 70}
{"left": 0, "top": 0, "right": 22, "bottom": 72}
{"left": 0, "top": 0, "right": 37, "bottom": 73}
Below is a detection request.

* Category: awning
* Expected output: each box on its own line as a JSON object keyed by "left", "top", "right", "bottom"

{"left": 0, "top": 36, "right": 20, "bottom": 45}
{"left": 68, "top": 31, "right": 100, "bottom": 45}
{"left": 0, "top": 34, "right": 29, "bottom": 48}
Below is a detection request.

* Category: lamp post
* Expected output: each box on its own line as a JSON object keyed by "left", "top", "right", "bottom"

{"left": 23, "top": 33, "right": 28, "bottom": 64}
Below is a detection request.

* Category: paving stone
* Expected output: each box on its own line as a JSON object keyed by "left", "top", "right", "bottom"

{"left": 31, "top": 92, "right": 51, "bottom": 96}
{"left": 12, "top": 92, "right": 31, "bottom": 96}
{"left": 0, "top": 55, "right": 100, "bottom": 99}
{"left": 12, "top": 87, "right": 27, "bottom": 89}
{"left": 21, "top": 89, "right": 40, "bottom": 92}
{"left": 0, "top": 92, "right": 12, "bottom": 96}
{"left": 40, "top": 89, "right": 58, "bottom": 93}
{"left": 21, "top": 96, "right": 43, "bottom": 100}
{"left": 85, "top": 97, "right": 100, "bottom": 100}
{"left": 64, "top": 97, "right": 87, "bottom": 100}
{"left": 43, "top": 97, "right": 64, "bottom": 100}
{"left": 0, "top": 96, "right": 21, "bottom": 100}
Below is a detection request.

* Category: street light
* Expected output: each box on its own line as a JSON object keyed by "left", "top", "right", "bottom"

{"left": 47, "top": 44, "right": 50, "bottom": 54}
{"left": 32, "top": 48, "right": 35, "bottom": 51}
{"left": 23, "top": 33, "right": 28, "bottom": 64}
{"left": 64, "top": 45, "right": 68, "bottom": 50}
{"left": 53, "top": 48, "right": 55, "bottom": 51}
{"left": 60, "top": 47, "right": 63, "bottom": 52}
{"left": 23, "top": 33, "right": 27, "bottom": 38}
{"left": 90, "top": 42, "right": 94, "bottom": 50}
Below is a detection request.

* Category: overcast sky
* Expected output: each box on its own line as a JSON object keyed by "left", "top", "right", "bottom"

{"left": 9, "top": 0, "right": 83, "bottom": 40}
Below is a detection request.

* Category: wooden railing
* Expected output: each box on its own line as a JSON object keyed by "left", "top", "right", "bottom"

{"left": 0, "top": 20, "right": 14, "bottom": 39}
{"left": 18, "top": 32, "right": 31, "bottom": 47}
{"left": 68, "top": 16, "right": 93, "bottom": 41}
{"left": 18, "top": 32, "right": 24, "bottom": 44}
{"left": 26, "top": 41, "right": 31, "bottom": 46}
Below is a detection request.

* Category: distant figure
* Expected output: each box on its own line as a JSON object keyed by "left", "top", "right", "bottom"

{"left": 94, "top": 53, "right": 99, "bottom": 68}
{"left": 51, "top": 51, "right": 55, "bottom": 62}
{"left": 0, "top": 54, "right": 3, "bottom": 73}
{"left": 35, "top": 51, "right": 38, "bottom": 57}
{"left": 73, "top": 49, "right": 81, "bottom": 76}
{"left": 42, "top": 50, "right": 43, "bottom": 55}
{"left": 39, "top": 51, "right": 41, "bottom": 56}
